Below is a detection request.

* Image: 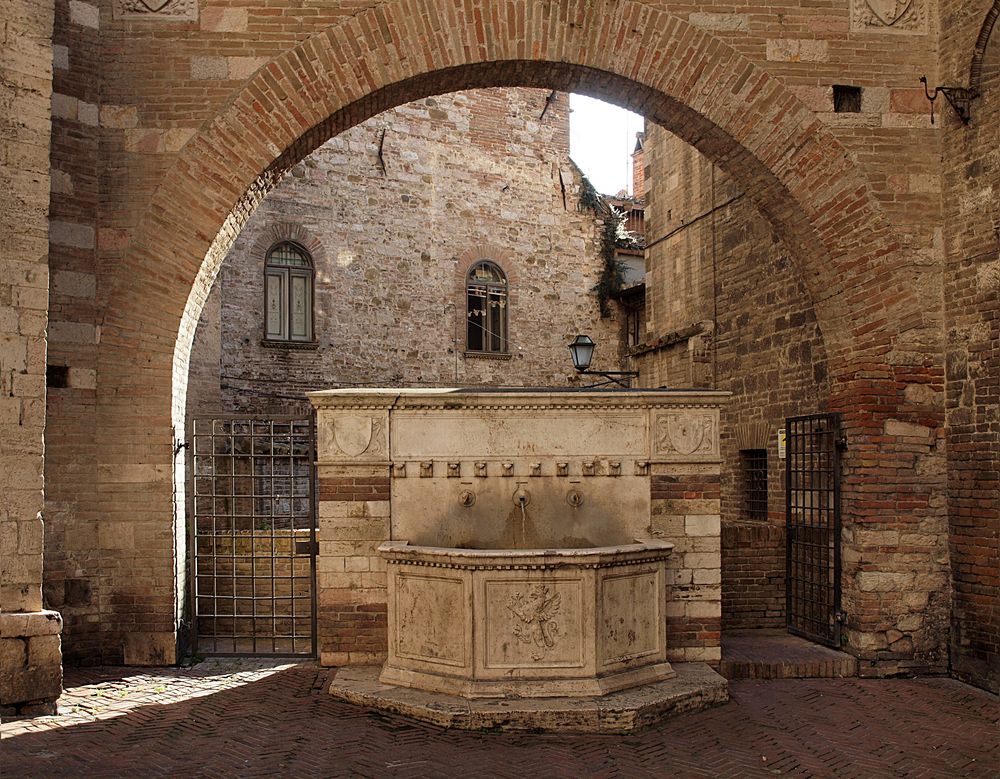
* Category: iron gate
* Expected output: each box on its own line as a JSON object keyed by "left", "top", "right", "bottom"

{"left": 189, "top": 416, "right": 317, "bottom": 656}
{"left": 785, "top": 413, "right": 843, "bottom": 647}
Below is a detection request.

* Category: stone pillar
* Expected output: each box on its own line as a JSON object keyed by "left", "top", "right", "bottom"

{"left": 313, "top": 397, "right": 392, "bottom": 666}
{"left": 0, "top": 0, "right": 63, "bottom": 714}
{"left": 648, "top": 410, "right": 723, "bottom": 667}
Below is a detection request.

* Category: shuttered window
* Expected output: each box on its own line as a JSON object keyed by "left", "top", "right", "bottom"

{"left": 264, "top": 242, "right": 313, "bottom": 342}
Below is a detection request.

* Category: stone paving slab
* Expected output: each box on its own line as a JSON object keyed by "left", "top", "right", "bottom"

{"left": 1, "top": 659, "right": 997, "bottom": 778}
{"left": 329, "top": 663, "right": 729, "bottom": 733}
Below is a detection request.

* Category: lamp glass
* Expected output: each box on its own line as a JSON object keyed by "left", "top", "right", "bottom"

{"left": 569, "top": 334, "right": 596, "bottom": 371}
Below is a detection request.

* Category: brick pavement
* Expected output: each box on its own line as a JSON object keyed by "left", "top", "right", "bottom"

{"left": 2, "top": 659, "right": 997, "bottom": 778}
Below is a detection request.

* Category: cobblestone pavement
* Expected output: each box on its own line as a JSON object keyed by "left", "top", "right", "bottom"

{"left": 2, "top": 659, "right": 997, "bottom": 778}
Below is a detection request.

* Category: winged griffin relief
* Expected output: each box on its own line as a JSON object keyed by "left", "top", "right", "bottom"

{"left": 506, "top": 584, "right": 562, "bottom": 659}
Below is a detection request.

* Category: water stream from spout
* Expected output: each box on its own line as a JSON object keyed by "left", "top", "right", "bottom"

{"left": 519, "top": 501, "right": 527, "bottom": 546}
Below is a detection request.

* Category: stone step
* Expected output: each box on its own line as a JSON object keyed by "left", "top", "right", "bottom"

{"left": 720, "top": 630, "right": 858, "bottom": 680}
{"left": 328, "top": 662, "right": 729, "bottom": 733}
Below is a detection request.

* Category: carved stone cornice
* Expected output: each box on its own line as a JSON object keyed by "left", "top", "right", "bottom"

{"left": 309, "top": 387, "right": 729, "bottom": 412}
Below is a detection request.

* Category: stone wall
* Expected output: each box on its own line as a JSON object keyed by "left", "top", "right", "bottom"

{"left": 939, "top": 0, "right": 1000, "bottom": 693}
{"left": 0, "top": 0, "right": 62, "bottom": 713}
{"left": 189, "top": 88, "right": 619, "bottom": 418}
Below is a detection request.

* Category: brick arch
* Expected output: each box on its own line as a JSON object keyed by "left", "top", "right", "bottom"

{"left": 92, "top": 0, "right": 942, "bottom": 663}
{"left": 250, "top": 223, "right": 328, "bottom": 270}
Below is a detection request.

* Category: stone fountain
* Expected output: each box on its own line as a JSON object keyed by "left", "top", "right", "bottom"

{"left": 310, "top": 387, "right": 730, "bottom": 732}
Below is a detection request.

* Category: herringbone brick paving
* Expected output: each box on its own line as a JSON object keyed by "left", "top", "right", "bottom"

{"left": 2, "top": 659, "right": 996, "bottom": 778}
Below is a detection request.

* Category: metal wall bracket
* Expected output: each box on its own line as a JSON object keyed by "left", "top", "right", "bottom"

{"left": 921, "top": 76, "right": 979, "bottom": 125}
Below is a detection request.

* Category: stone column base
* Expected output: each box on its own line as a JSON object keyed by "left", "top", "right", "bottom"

{"left": 0, "top": 610, "right": 63, "bottom": 716}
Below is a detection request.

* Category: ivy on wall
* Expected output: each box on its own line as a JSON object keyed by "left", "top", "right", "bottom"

{"left": 579, "top": 175, "right": 630, "bottom": 318}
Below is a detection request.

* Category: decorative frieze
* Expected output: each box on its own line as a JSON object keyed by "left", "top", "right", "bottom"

{"left": 387, "top": 459, "right": 668, "bottom": 478}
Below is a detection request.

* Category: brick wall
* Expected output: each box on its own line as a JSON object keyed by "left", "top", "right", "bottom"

{"left": 637, "top": 129, "right": 827, "bottom": 632}
{"left": 316, "top": 467, "right": 391, "bottom": 665}
{"left": 42, "top": 0, "right": 103, "bottom": 665}
{"left": 640, "top": 92, "right": 952, "bottom": 673}
{"left": 939, "top": 0, "right": 1000, "bottom": 693}
{"left": 721, "top": 524, "right": 785, "bottom": 630}
{"left": 188, "top": 88, "right": 618, "bottom": 418}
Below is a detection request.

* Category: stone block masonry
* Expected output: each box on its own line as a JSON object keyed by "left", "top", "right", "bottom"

{"left": 0, "top": 0, "right": 63, "bottom": 713}
{"left": 188, "top": 88, "right": 619, "bottom": 419}
{"left": 651, "top": 471, "right": 723, "bottom": 664}
{"left": 0, "top": 611, "right": 63, "bottom": 716}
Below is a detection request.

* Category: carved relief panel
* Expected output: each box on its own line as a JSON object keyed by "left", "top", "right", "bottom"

{"left": 653, "top": 410, "right": 720, "bottom": 461}
{"left": 114, "top": 0, "right": 198, "bottom": 21}
{"left": 851, "top": 0, "right": 928, "bottom": 34}
{"left": 316, "top": 412, "right": 388, "bottom": 462}
{"left": 482, "top": 579, "right": 585, "bottom": 669}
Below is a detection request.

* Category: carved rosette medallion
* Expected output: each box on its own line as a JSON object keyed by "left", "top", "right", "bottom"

{"left": 114, "top": 0, "right": 197, "bottom": 20}
{"left": 851, "top": 0, "right": 927, "bottom": 34}
{"left": 655, "top": 412, "right": 719, "bottom": 459}
{"left": 505, "top": 584, "right": 562, "bottom": 661}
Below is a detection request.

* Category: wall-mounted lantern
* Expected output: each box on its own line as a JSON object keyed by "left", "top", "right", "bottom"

{"left": 568, "top": 334, "right": 638, "bottom": 388}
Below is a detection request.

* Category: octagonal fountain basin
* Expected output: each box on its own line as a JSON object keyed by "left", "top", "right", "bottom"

{"left": 378, "top": 539, "right": 675, "bottom": 698}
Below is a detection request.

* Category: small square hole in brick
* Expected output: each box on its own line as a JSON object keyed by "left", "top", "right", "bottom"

{"left": 833, "top": 85, "right": 862, "bottom": 113}
{"left": 47, "top": 364, "right": 70, "bottom": 388}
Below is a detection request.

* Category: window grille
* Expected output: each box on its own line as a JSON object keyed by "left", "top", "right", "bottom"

{"left": 741, "top": 448, "right": 768, "bottom": 520}
{"left": 265, "top": 242, "right": 314, "bottom": 342}
{"left": 466, "top": 260, "right": 508, "bottom": 353}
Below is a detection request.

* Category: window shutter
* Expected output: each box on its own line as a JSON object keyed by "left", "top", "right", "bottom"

{"left": 265, "top": 271, "right": 286, "bottom": 339}
{"left": 290, "top": 272, "right": 310, "bottom": 340}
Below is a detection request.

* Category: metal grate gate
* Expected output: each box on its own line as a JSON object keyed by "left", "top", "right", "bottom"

{"left": 190, "top": 417, "right": 317, "bottom": 656}
{"left": 785, "top": 413, "right": 844, "bottom": 647}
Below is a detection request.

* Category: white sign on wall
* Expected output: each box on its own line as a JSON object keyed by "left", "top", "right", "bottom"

{"left": 777, "top": 428, "right": 787, "bottom": 460}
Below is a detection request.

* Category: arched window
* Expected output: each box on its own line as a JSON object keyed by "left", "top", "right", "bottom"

{"left": 264, "top": 242, "right": 314, "bottom": 342}
{"left": 466, "top": 260, "right": 508, "bottom": 354}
